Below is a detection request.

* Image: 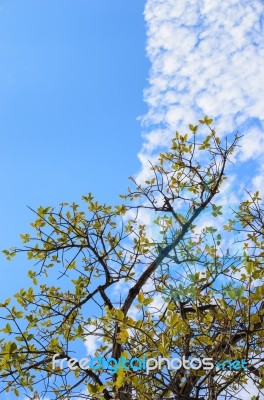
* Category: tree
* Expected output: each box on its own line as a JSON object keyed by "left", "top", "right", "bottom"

{"left": 1, "top": 117, "right": 264, "bottom": 400}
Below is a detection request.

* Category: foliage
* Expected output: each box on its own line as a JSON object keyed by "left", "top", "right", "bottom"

{"left": 1, "top": 117, "right": 264, "bottom": 400}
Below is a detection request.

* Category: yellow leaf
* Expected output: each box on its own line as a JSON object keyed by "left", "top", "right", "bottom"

{"left": 143, "top": 298, "right": 153, "bottom": 306}
{"left": 115, "top": 367, "right": 125, "bottom": 389}
{"left": 138, "top": 292, "right": 144, "bottom": 304}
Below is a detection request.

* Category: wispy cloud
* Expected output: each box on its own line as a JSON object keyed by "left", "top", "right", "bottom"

{"left": 139, "top": 0, "right": 264, "bottom": 187}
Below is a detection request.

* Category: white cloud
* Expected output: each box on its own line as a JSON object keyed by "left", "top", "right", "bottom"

{"left": 139, "top": 0, "right": 264, "bottom": 188}
{"left": 239, "top": 127, "right": 264, "bottom": 161}
{"left": 84, "top": 326, "right": 103, "bottom": 356}
{"left": 253, "top": 172, "right": 264, "bottom": 197}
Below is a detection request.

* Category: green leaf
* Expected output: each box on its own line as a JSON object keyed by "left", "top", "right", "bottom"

{"left": 87, "top": 383, "right": 98, "bottom": 394}
{"left": 1, "top": 323, "right": 12, "bottom": 334}
{"left": 9, "top": 342, "right": 17, "bottom": 353}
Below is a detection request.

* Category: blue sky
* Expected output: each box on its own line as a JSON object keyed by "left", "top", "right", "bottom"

{"left": 0, "top": 1, "right": 264, "bottom": 399}
{"left": 0, "top": 1, "right": 148, "bottom": 300}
